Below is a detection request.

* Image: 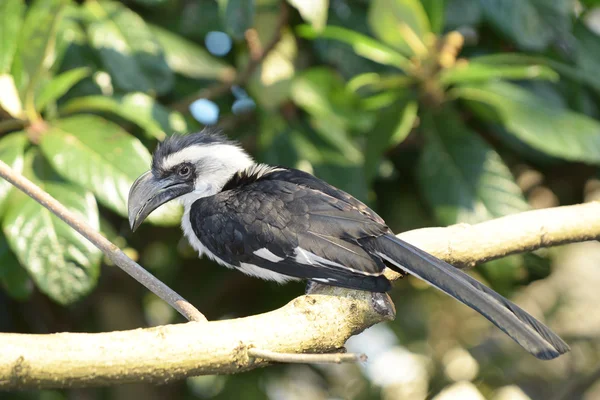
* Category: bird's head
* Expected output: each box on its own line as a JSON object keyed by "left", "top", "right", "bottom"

{"left": 127, "top": 129, "right": 253, "bottom": 231}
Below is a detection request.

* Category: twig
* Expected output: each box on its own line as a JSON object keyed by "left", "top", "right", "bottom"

{"left": 170, "top": 2, "right": 289, "bottom": 113}
{"left": 0, "top": 160, "right": 206, "bottom": 323}
{"left": 248, "top": 348, "right": 367, "bottom": 364}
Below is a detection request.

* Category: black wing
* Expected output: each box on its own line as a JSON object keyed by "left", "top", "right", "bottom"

{"left": 190, "top": 173, "right": 392, "bottom": 291}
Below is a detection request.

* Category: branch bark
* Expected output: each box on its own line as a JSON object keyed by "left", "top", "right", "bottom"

{"left": 386, "top": 201, "right": 600, "bottom": 280}
{"left": 1, "top": 289, "right": 394, "bottom": 388}
{"left": 2, "top": 202, "right": 599, "bottom": 389}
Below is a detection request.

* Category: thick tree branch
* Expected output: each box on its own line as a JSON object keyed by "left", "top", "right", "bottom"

{"left": 386, "top": 201, "right": 600, "bottom": 280}
{"left": 1, "top": 202, "right": 599, "bottom": 388}
{"left": 0, "top": 160, "right": 206, "bottom": 323}
{"left": 0, "top": 289, "right": 394, "bottom": 388}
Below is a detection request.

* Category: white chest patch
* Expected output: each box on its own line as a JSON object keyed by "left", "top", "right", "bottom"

{"left": 181, "top": 203, "right": 234, "bottom": 269}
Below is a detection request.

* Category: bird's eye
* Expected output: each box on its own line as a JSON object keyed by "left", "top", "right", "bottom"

{"left": 178, "top": 165, "right": 191, "bottom": 177}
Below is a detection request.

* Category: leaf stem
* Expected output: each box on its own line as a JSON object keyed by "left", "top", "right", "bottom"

{"left": 0, "top": 160, "right": 206, "bottom": 323}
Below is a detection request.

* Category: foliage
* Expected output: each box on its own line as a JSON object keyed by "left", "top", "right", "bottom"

{"left": 2, "top": 0, "right": 600, "bottom": 398}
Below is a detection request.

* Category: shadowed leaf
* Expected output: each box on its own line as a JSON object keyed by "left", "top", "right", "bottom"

{"left": 417, "top": 107, "right": 529, "bottom": 225}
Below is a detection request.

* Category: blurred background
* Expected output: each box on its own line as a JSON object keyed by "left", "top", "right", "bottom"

{"left": 2, "top": 0, "right": 600, "bottom": 399}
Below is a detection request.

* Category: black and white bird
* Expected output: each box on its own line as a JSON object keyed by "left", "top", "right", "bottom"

{"left": 128, "top": 130, "right": 569, "bottom": 360}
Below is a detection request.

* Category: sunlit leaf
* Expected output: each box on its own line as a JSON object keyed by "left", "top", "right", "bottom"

{"left": 288, "top": 0, "right": 329, "bottom": 32}
{"left": 218, "top": 0, "right": 254, "bottom": 40}
{"left": 471, "top": 52, "right": 600, "bottom": 94}
{"left": 84, "top": 0, "right": 173, "bottom": 95}
{"left": 149, "top": 24, "right": 235, "bottom": 81}
{"left": 420, "top": 0, "right": 445, "bottom": 34}
{"left": 297, "top": 24, "right": 410, "bottom": 70}
{"left": 0, "top": 0, "right": 26, "bottom": 74}
{"left": 455, "top": 81, "right": 600, "bottom": 164}
{"left": 417, "top": 107, "right": 529, "bottom": 225}
{"left": 292, "top": 67, "right": 373, "bottom": 134}
{"left": 0, "top": 133, "right": 27, "bottom": 213}
{"left": 368, "top": 0, "right": 430, "bottom": 56}
{"left": 35, "top": 67, "right": 90, "bottom": 111}
{"left": 61, "top": 93, "right": 188, "bottom": 140}
{"left": 39, "top": 115, "right": 180, "bottom": 225}
{"left": 0, "top": 74, "right": 24, "bottom": 118}
{"left": 3, "top": 149, "right": 101, "bottom": 304}
{"left": 291, "top": 68, "right": 372, "bottom": 166}
{"left": 18, "top": 0, "right": 67, "bottom": 93}
{"left": 440, "top": 62, "right": 558, "bottom": 86}
{"left": 246, "top": 21, "right": 297, "bottom": 110}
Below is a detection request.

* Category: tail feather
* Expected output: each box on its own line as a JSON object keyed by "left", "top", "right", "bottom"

{"left": 371, "top": 234, "right": 569, "bottom": 360}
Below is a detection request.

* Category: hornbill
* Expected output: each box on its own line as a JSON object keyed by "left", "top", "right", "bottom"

{"left": 128, "top": 129, "right": 569, "bottom": 360}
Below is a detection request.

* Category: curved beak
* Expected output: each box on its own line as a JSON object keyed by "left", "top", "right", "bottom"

{"left": 128, "top": 171, "right": 193, "bottom": 231}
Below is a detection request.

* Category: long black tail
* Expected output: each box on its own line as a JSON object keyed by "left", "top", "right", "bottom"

{"left": 369, "top": 234, "right": 570, "bottom": 360}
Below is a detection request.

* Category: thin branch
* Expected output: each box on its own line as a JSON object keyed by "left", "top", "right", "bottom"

{"left": 248, "top": 348, "right": 367, "bottom": 364}
{"left": 0, "top": 160, "right": 206, "bottom": 323}
{"left": 170, "top": 2, "right": 289, "bottom": 113}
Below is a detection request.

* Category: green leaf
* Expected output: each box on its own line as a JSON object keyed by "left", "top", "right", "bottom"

{"left": 18, "top": 0, "right": 67, "bottom": 95}
{"left": 292, "top": 67, "right": 373, "bottom": 133}
{"left": 287, "top": 0, "right": 329, "bottom": 32}
{"left": 35, "top": 67, "right": 90, "bottom": 111}
{"left": 84, "top": 0, "right": 173, "bottom": 95}
{"left": 218, "top": 0, "right": 254, "bottom": 40}
{"left": 246, "top": 22, "right": 297, "bottom": 110}
{"left": 0, "top": 0, "right": 26, "bottom": 74}
{"left": 297, "top": 24, "right": 410, "bottom": 70}
{"left": 445, "top": 0, "right": 481, "bottom": 29}
{"left": 367, "top": 0, "right": 430, "bottom": 56}
{"left": 455, "top": 81, "right": 600, "bottom": 164}
{"left": 0, "top": 133, "right": 27, "bottom": 214}
{"left": 39, "top": 115, "right": 150, "bottom": 216}
{"left": 148, "top": 24, "right": 235, "bottom": 81}
{"left": 417, "top": 107, "right": 529, "bottom": 225}
{"left": 0, "top": 232, "right": 32, "bottom": 301}
{"left": 0, "top": 74, "right": 24, "bottom": 118}
{"left": 421, "top": 0, "right": 445, "bottom": 34}
{"left": 478, "top": 0, "right": 570, "bottom": 51}
{"left": 574, "top": 23, "right": 600, "bottom": 93}
{"left": 39, "top": 115, "right": 180, "bottom": 225}
{"left": 440, "top": 62, "right": 558, "bottom": 86}
{"left": 365, "top": 100, "right": 417, "bottom": 181}
{"left": 60, "top": 93, "right": 188, "bottom": 140}
{"left": 3, "top": 149, "right": 101, "bottom": 304}
{"left": 471, "top": 52, "right": 600, "bottom": 94}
